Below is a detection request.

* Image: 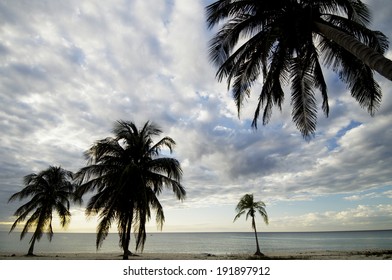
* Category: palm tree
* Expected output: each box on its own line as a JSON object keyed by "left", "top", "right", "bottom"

{"left": 234, "top": 194, "right": 268, "bottom": 256}
{"left": 74, "top": 120, "right": 186, "bottom": 259}
{"left": 206, "top": 0, "right": 392, "bottom": 139}
{"left": 8, "top": 166, "right": 75, "bottom": 256}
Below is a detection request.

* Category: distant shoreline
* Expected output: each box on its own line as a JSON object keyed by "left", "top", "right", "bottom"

{"left": 1, "top": 250, "right": 391, "bottom": 260}
{"left": 2, "top": 229, "right": 392, "bottom": 234}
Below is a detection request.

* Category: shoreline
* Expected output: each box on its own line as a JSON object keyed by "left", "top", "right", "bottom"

{"left": 1, "top": 249, "right": 391, "bottom": 260}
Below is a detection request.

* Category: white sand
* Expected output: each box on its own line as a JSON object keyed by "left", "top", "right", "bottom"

{"left": 1, "top": 250, "right": 391, "bottom": 260}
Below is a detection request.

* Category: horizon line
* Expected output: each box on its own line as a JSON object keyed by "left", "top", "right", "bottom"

{"left": 3, "top": 228, "right": 392, "bottom": 234}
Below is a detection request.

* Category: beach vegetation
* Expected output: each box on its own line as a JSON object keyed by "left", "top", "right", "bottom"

{"left": 206, "top": 0, "right": 392, "bottom": 139}
{"left": 8, "top": 166, "right": 75, "bottom": 256}
{"left": 234, "top": 193, "right": 268, "bottom": 256}
{"left": 74, "top": 120, "right": 186, "bottom": 259}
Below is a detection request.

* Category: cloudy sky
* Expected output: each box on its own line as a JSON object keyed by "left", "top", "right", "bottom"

{"left": 1, "top": 0, "right": 391, "bottom": 234}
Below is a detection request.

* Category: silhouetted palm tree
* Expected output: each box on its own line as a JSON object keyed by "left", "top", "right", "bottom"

{"left": 234, "top": 194, "right": 268, "bottom": 256}
{"left": 8, "top": 166, "right": 75, "bottom": 256}
{"left": 74, "top": 120, "right": 185, "bottom": 259}
{"left": 206, "top": 0, "right": 392, "bottom": 139}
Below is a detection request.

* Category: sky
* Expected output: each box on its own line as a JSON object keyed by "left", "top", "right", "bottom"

{"left": 0, "top": 0, "right": 391, "bottom": 234}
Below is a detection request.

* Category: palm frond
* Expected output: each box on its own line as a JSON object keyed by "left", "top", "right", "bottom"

{"left": 320, "top": 34, "right": 382, "bottom": 114}
{"left": 21, "top": 209, "right": 41, "bottom": 241}
{"left": 207, "top": 0, "right": 390, "bottom": 138}
{"left": 206, "top": 0, "right": 257, "bottom": 29}
{"left": 233, "top": 209, "right": 245, "bottom": 222}
{"left": 252, "top": 39, "right": 288, "bottom": 128}
{"left": 234, "top": 194, "right": 268, "bottom": 226}
{"left": 149, "top": 136, "right": 176, "bottom": 155}
{"left": 290, "top": 56, "right": 318, "bottom": 139}
{"left": 95, "top": 206, "right": 117, "bottom": 249}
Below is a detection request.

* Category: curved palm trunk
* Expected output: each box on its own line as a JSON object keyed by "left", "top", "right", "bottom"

{"left": 252, "top": 217, "right": 262, "bottom": 256}
{"left": 27, "top": 216, "right": 46, "bottom": 256}
{"left": 315, "top": 21, "right": 392, "bottom": 81}
{"left": 28, "top": 234, "right": 37, "bottom": 256}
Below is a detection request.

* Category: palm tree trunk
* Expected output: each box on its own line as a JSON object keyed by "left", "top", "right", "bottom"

{"left": 252, "top": 217, "right": 262, "bottom": 256}
{"left": 122, "top": 231, "right": 128, "bottom": 260}
{"left": 123, "top": 214, "right": 133, "bottom": 260}
{"left": 315, "top": 21, "right": 392, "bottom": 81}
{"left": 123, "top": 226, "right": 130, "bottom": 260}
{"left": 28, "top": 234, "right": 37, "bottom": 256}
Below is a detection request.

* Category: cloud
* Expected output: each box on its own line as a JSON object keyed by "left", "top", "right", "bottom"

{"left": 344, "top": 190, "right": 392, "bottom": 201}
{"left": 271, "top": 204, "right": 392, "bottom": 231}
{"left": 1, "top": 0, "right": 392, "bottom": 233}
{"left": 384, "top": 191, "right": 392, "bottom": 199}
{"left": 344, "top": 193, "right": 379, "bottom": 201}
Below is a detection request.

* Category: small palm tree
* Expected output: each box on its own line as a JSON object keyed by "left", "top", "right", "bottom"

{"left": 8, "top": 166, "right": 75, "bottom": 256}
{"left": 234, "top": 194, "right": 268, "bottom": 256}
{"left": 74, "top": 120, "right": 186, "bottom": 259}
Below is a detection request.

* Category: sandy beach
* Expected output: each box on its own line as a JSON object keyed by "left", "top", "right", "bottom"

{"left": 1, "top": 250, "right": 391, "bottom": 260}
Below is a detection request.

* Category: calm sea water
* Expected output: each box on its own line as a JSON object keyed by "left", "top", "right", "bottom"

{"left": 1, "top": 230, "right": 391, "bottom": 255}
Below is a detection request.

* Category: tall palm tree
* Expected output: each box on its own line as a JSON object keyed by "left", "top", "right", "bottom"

{"left": 206, "top": 0, "right": 392, "bottom": 139}
{"left": 74, "top": 120, "right": 186, "bottom": 259}
{"left": 234, "top": 194, "right": 268, "bottom": 256}
{"left": 8, "top": 166, "right": 75, "bottom": 256}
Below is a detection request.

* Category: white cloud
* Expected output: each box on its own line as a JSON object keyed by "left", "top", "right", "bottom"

{"left": 344, "top": 192, "right": 380, "bottom": 201}
{"left": 384, "top": 190, "right": 392, "bottom": 199}
{"left": 271, "top": 204, "right": 392, "bottom": 231}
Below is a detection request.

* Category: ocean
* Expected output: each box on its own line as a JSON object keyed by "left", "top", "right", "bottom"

{"left": 1, "top": 230, "right": 391, "bottom": 255}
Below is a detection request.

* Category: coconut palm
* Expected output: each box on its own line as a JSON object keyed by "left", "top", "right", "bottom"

{"left": 74, "top": 120, "right": 185, "bottom": 259}
{"left": 234, "top": 194, "right": 268, "bottom": 256}
{"left": 8, "top": 166, "right": 75, "bottom": 256}
{"left": 206, "top": 0, "right": 392, "bottom": 139}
